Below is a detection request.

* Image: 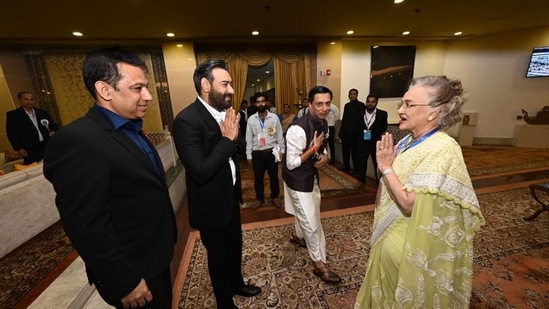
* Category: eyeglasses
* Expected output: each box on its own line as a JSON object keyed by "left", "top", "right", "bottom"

{"left": 397, "top": 102, "right": 430, "bottom": 110}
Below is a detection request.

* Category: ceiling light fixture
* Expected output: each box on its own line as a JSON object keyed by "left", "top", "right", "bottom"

{"left": 176, "top": 44, "right": 183, "bottom": 47}
{"left": 402, "top": 31, "right": 410, "bottom": 35}
{"left": 330, "top": 42, "right": 336, "bottom": 45}
{"left": 394, "top": 0, "right": 404, "bottom": 3}
{"left": 346, "top": 30, "right": 354, "bottom": 35}
{"left": 166, "top": 33, "right": 175, "bottom": 37}
{"left": 252, "top": 31, "right": 259, "bottom": 36}
{"left": 72, "top": 32, "right": 83, "bottom": 37}
{"left": 454, "top": 31, "right": 463, "bottom": 36}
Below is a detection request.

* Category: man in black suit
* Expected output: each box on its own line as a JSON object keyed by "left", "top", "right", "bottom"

{"left": 238, "top": 99, "right": 248, "bottom": 140}
{"left": 44, "top": 47, "right": 177, "bottom": 309}
{"left": 338, "top": 88, "right": 363, "bottom": 173}
{"left": 6, "top": 91, "right": 59, "bottom": 164}
{"left": 356, "top": 94, "right": 388, "bottom": 184}
{"left": 172, "top": 59, "right": 261, "bottom": 309}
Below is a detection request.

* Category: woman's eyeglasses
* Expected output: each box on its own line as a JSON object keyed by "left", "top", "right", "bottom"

{"left": 397, "top": 102, "right": 430, "bottom": 110}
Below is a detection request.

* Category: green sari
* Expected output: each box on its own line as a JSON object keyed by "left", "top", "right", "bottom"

{"left": 355, "top": 131, "right": 485, "bottom": 309}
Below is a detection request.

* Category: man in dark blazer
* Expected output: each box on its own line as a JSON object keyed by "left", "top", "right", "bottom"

{"left": 356, "top": 94, "right": 388, "bottom": 184}
{"left": 172, "top": 59, "right": 261, "bottom": 309}
{"left": 43, "top": 47, "right": 177, "bottom": 309}
{"left": 6, "top": 91, "right": 59, "bottom": 164}
{"left": 338, "top": 88, "right": 364, "bottom": 173}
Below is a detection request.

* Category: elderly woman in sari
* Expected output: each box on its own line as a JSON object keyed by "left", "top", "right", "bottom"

{"left": 355, "top": 75, "right": 485, "bottom": 308}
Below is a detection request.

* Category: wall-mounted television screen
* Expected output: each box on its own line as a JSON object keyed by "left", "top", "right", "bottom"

{"left": 526, "top": 46, "right": 549, "bottom": 78}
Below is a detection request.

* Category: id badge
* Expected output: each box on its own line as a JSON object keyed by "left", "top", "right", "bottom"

{"left": 258, "top": 132, "right": 266, "bottom": 146}
{"left": 363, "top": 130, "right": 372, "bottom": 140}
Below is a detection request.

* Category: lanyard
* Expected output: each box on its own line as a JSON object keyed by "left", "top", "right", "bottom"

{"left": 364, "top": 110, "right": 376, "bottom": 128}
{"left": 258, "top": 115, "right": 265, "bottom": 131}
{"left": 397, "top": 128, "right": 439, "bottom": 155}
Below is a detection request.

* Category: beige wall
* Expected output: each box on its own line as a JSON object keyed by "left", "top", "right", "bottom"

{"left": 315, "top": 40, "right": 343, "bottom": 112}
{"left": 340, "top": 40, "right": 448, "bottom": 124}
{"left": 338, "top": 27, "right": 549, "bottom": 142}
{"left": 162, "top": 42, "right": 198, "bottom": 119}
{"left": 444, "top": 26, "right": 549, "bottom": 140}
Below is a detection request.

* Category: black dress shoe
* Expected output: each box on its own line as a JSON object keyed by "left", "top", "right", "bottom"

{"left": 233, "top": 284, "right": 261, "bottom": 297}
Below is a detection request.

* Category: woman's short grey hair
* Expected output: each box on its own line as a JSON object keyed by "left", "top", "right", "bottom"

{"left": 409, "top": 75, "right": 466, "bottom": 129}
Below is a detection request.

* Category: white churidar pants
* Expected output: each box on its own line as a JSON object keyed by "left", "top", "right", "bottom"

{"left": 283, "top": 181, "right": 326, "bottom": 263}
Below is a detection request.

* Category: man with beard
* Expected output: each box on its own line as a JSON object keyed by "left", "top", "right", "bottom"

{"left": 245, "top": 92, "right": 285, "bottom": 210}
{"left": 172, "top": 60, "right": 261, "bottom": 309}
{"left": 356, "top": 94, "right": 388, "bottom": 184}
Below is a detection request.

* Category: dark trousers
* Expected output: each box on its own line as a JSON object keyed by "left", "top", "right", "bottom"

{"left": 24, "top": 141, "right": 47, "bottom": 165}
{"left": 96, "top": 268, "right": 172, "bottom": 309}
{"left": 341, "top": 137, "right": 359, "bottom": 171}
{"left": 357, "top": 141, "right": 379, "bottom": 183}
{"left": 199, "top": 200, "right": 244, "bottom": 309}
{"left": 252, "top": 151, "right": 279, "bottom": 201}
{"left": 327, "top": 126, "right": 336, "bottom": 163}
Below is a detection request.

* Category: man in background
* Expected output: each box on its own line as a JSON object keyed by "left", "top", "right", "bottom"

{"left": 246, "top": 92, "right": 285, "bottom": 209}
{"left": 172, "top": 59, "right": 261, "bottom": 309}
{"left": 338, "top": 88, "right": 363, "bottom": 173}
{"left": 44, "top": 47, "right": 177, "bottom": 308}
{"left": 6, "top": 91, "right": 59, "bottom": 164}
{"left": 356, "top": 94, "right": 388, "bottom": 184}
{"left": 325, "top": 101, "right": 339, "bottom": 165}
{"left": 238, "top": 99, "right": 248, "bottom": 140}
{"left": 296, "top": 98, "right": 310, "bottom": 118}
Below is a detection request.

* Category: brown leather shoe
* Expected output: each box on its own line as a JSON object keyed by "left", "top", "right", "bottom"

{"left": 313, "top": 263, "right": 341, "bottom": 284}
{"left": 289, "top": 232, "right": 307, "bottom": 248}
{"left": 251, "top": 200, "right": 264, "bottom": 210}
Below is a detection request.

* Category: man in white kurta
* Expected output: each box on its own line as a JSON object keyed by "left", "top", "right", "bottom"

{"left": 282, "top": 86, "right": 341, "bottom": 284}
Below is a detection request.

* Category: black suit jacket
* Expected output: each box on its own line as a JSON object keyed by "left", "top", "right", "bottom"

{"left": 6, "top": 107, "right": 59, "bottom": 163}
{"left": 357, "top": 108, "right": 389, "bottom": 143}
{"left": 43, "top": 107, "right": 176, "bottom": 300}
{"left": 338, "top": 100, "right": 364, "bottom": 141}
{"left": 172, "top": 99, "right": 243, "bottom": 230}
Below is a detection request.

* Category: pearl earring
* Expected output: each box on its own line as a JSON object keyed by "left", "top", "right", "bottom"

{"left": 428, "top": 116, "right": 433, "bottom": 121}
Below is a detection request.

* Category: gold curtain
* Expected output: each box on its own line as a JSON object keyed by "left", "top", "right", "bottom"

{"left": 25, "top": 50, "right": 165, "bottom": 132}
{"left": 195, "top": 45, "right": 312, "bottom": 114}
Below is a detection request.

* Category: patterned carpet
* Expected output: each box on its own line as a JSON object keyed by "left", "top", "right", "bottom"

{"left": 462, "top": 145, "right": 549, "bottom": 177}
{"left": 239, "top": 161, "right": 364, "bottom": 207}
{"left": 175, "top": 187, "right": 549, "bottom": 309}
{"left": 2, "top": 146, "right": 549, "bottom": 308}
{"left": 0, "top": 222, "right": 73, "bottom": 308}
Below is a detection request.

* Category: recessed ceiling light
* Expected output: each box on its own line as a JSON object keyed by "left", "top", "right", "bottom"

{"left": 252, "top": 31, "right": 259, "bottom": 36}
{"left": 394, "top": 0, "right": 404, "bottom": 3}
{"left": 251, "top": 84, "right": 255, "bottom": 87}
{"left": 256, "top": 79, "right": 261, "bottom": 82}
{"left": 402, "top": 31, "right": 410, "bottom": 35}
{"left": 454, "top": 31, "right": 463, "bottom": 36}
{"left": 265, "top": 70, "right": 270, "bottom": 74}
{"left": 72, "top": 32, "right": 83, "bottom": 37}
{"left": 330, "top": 42, "right": 336, "bottom": 45}
{"left": 176, "top": 44, "right": 183, "bottom": 47}
{"left": 346, "top": 30, "right": 354, "bottom": 35}
{"left": 166, "top": 33, "right": 175, "bottom": 37}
